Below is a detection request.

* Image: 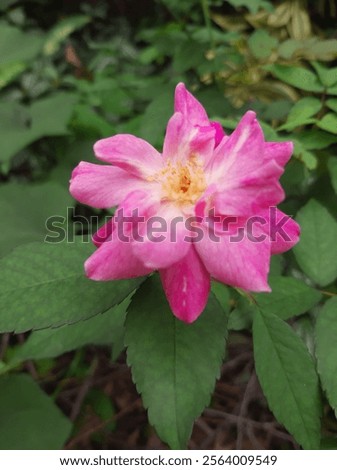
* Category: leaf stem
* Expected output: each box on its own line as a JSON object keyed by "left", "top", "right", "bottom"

{"left": 320, "top": 290, "right": 337, "bottom": 297}
{"left": 200, "top": 0, "right": 215, "bottom": 51}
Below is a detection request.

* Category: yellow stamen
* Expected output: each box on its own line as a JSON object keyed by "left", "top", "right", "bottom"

{"left": 149, "top": 157, "right": 206, "bottom": 206}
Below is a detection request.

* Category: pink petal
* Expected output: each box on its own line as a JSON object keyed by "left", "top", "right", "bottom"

{"left": 160, "top": 245, "right": 211, "bottom": 323}
{"left": 196, "top": 170, "right": 284, "bottom": 218}
{"left": 70, "top": 162, "right": 146, "bottom": 209}
{"left": 207, "top": 111, "right": 265, "bottom": 180}
{"left": 92, "top": 219, "right": 114, "bottom": 247}
{"left": 85, "top": 234, "right": 152, "bottom": 280}
{"left": 205, "top": 111, "right": 286, "bottom": 212}
{"left": 92, "top": 189, "right": 162, "bottom": 247}
{"left": 131, "top": 203, "right": 190, "bottom": 270}
{"left": 94, "top": 134, "right": 163, "bottom": 178}
{"left": 195, "top": 225, "right": 271, "bottom": 292}
{"left": 118, "top": 189, "right": 160, "bottom": 220}
{"left": 194, "top": 184, "right": 217, "bottom": 219}
{"left": 113, "top": 189, "right": 161, "bottom": 240}
{"left": 212, "top": 177, "right": 284, "bottom": 216}
{"left": 260, "top": 208, "right": 300, "bottom": 254}
{"left": 210, "top": 121, "right": 226, "bottom": 147}
{"left": 174, "top": 82, "right": 209, "bottom": 126}
{"left": 264, "top": 141, "right": 293, "bottom": 167}
{"left": 162, "top": 112, "right": 215, "bottom": 165}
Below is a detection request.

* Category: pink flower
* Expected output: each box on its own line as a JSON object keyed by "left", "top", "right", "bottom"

{"left": 70, "top": 83, "right": 300, "bottom": 323}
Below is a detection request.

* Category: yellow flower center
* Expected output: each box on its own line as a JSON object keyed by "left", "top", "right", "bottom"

{"left": 149, "top": 157, "right": 206, "bottom": 206}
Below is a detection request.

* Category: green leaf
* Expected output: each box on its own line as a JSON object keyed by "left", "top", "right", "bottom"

{"left": 125, "top": 276, "right": 227, "bottom": 449}
{"left": 316, "top": 297, "right": 337, "bottom": 416}
{"left": 0, "top": 374, "right": 71, "bottom": 449}
{"left": 254, "top": 276, "right": 322, "bottom": 320}
{"left": 293, "top": 315, "right": 315, "bottom": 358}
{"left": 269, "top": 254, "right": 283, "bottom": 275}
{"left": 11, "top": 297, "right": 129, "bottom": 364}
{"left": 0, "top": 182, "right": 73, "bottom": 258}
{"left": 253, "top": 309, "right": 321, "bottom": 449}
{"left": 0, "top": 22, "right": 44, "bottom": 66}
{"left": 248, "top": 29, "right": 278, "bottom": 59}
{"left": 312, "top": 62, "right": 337, "bottom": 88}
{"left": 326, "top": 98, "right": 337, "bottom": 113}
{"left": 215, "top": 281, "right": 246, "bottom": 330}
{"left": 259, "top": 120, "right": 279, "bottom": 140}
{"left": 92, "top": 79, "right": 132, "bottom": 117}
{"left": 264, "top": 64, "right": 324, "bottom": 92}
{"left": 211, "top": 281, "right": 231, "bottom": 314}
{"left": 327, "top": 84, "right": 337, "bottom": 96}
{"left": 0, "top": 239, "right": 142, "bottom": 333}
{"left": 293, "top": 139, "right": 318, "bottom": 170}
{"left": 43, "top": 15, "right": 90, "bottom": 56}
{"left": 278, "top": 97, "right": 321, "bottom": 131}
{"left": 295, "top": 129, "right": 337, "bottom": 150}
{"left": 280, "top": 38, "right": 337, "bottom": 62}
{"left": 321, "top": 437, "right": 337, "bottom": 450}
{"left": 309, "top": 41, "right": 337, "bottom": 62}
{"left": 71, "top": 103, "right": 115, "bottom": 138}
{"left": 228, "top": 275, "right": 321, "bottom": 330}
{"left": 0, "top": 93, "right": 77, "bottom": 168}
{"left": 0, "top": 21, "right": 45, "bottom": 87}
{"left": 50, "top": 139, "right": 96, "bottom": 187}
{"left": 0, "top": 61, "right": 26, "bottom": 89}
{"left": 173, "top": 39, "right": 207, "bottom": 74}
{"left": 294, "top": 200, "right": 337, "bottom": 286}
{"left": 228, "top": 296, "right": 254, "bottom": 331}
{"left": 140, "top": 89, "right": 174, "bottom": 147}
{"left": 278, "top": 39, "right": 307, "bottom": 60}
{"left": 288, "top": 97, "right": 321, "bottom": 120}
{"left": 317, "top": 113, "right": 337, "bottom": 134}
{"left": 328, "top": 157, "right": 337, "bottom": 195}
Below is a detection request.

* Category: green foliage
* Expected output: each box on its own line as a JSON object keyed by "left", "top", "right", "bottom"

{"left": 0, "top": 374, "right": 71, "bottom": 449}
{"left": 316, "top": 298, "right": 337, "bottom": 417}
{"left": 254, "top": 276, "right": 322, "bottom": 320}
{"left": 125, "top": 276, "right": 228, "bottom": 449}
{"left": 328, "top": 157, "right": 337, "bottom": 194}
{"left": 279, "top": 97, "right": 321, "bottom": 131}
{"left": 0, "top": 62, "right": 26, "bottom": 89}
{"left": 228, "top": 276, "right": 321, "bottom": 332}
{"left": 0, "top": 240, "right": 141, "bottom": 332}
{"left": 317, "top": 113, "right": 337, "bottom": 134}
{"left": 0, "top": 93, "right": 77, "bottom": 170}
{"left": 0, "top": 0, "right": 336, "bottom": 451}
{"left": 11, "top": 298, "right": 129, "bottom": 364}
{"left": 248, "top": 30, "right": 278, "bottom": 59}
{"left": 294, "top": 200, "right": 337, "bottom": 286}
{"left": 265, "top": 64, "right": 324, "bottom": 92}
{"left": 326, "top": 98, "right": 337, "bottom": 113}
{"left": 253, "top": 309, "right": 321, "bottom": 450}
{"left": 312, "top": 62, "right": 337, "bottom": 88}
{"left": 294, "top": 129, "right": 337, "bottom": 150}
{"left": 43, "top": 15, "right": 91, "bottom": 56}
{"left": 0, "top": 182, "right": 73, "bottom": 257}
{"left": 0, "top": 22, "right": 44, "bottom": 70}
{"left": 211, "top": 281, "right": 231, "bottom": 314}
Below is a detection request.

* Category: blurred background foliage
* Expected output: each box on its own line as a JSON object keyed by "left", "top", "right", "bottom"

{"left": 1, "top": 0, "right": 337, "bottom": 450}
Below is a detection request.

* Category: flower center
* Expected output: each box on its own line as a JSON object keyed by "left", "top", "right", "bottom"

{"left": 149, "top": 157, "right": 206, "bottom": 205}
